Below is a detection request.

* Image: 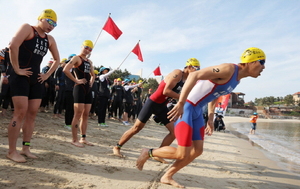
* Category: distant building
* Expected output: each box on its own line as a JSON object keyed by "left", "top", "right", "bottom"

{"left": 228, "top": 92, "right": 245, "bottom": 108}
{"left": 293, "top": 92, "right": 300, "bottom": 104}
{"left": 127, "top": 74, "right": 141, "bottom": 82}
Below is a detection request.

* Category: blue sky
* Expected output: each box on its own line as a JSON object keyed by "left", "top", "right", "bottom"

{"left": 1, "top": 0, "right": 299, "bottom": 102}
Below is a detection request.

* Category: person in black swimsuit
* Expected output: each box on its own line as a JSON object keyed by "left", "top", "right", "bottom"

{"left": 63, "top": 40, "right": 95, "bottom": 148}
{"left": 7, "top": 9, "right": 60, "bottom": 163}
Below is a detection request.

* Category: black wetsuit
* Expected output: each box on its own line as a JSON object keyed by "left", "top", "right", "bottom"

{"left": 73, "top": 57, "right": 92, "bottom": 104}
{"left": 10, "top": 26, "right": 49, "bottom": 99}
{"left": 110, "top": 84, "right": 124, "bottom": 119}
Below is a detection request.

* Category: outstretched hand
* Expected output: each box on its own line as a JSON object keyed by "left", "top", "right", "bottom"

{"left": 167, "top": 103, "right": 184, "bottom": 121}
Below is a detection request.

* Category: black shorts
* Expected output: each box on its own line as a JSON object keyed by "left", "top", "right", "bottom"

{"left": 73, "top": 84, "right": 92, "bottom": 104}
{"left": 137, "top": 98, "right": 170, "bottom": 125}
{"left": 9, "top": 73, "right": 43, "bottom": 99}
{"left": 123, "top": 102, "right": 132, "bottom": 113}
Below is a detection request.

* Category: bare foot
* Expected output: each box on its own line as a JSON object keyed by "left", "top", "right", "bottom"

{"left": 6, "top": 151, "right": 27, "bottom": 163}
{"left": 112, "top": 146, "right": 124, "bottom": 157}
{"left": 152, "top": 157, "right": 169, "bottom": 164}
{"left": 79, "top": 139, "right": 94, "bottom": 146}
{"left": 71, "top": 141, "right": 84, "bottom": 148}
{"left": 161, "top": 175, "right": 185, "bottom": 188}
{"left": 136, "top": 148, "right": 150, "bottom": 171}
{"left": 20, "top": 150, "right": 38, "bottom": 159}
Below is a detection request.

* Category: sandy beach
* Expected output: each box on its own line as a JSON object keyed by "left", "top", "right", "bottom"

{"left": 1, "top": 112, "right": 300, "bottom": 189}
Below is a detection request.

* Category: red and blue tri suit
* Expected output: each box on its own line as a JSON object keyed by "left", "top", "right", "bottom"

{"left": 175, "top": 64, "right": 240, "bottom": 147}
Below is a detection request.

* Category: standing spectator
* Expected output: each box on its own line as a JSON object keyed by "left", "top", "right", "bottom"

{"left": 7, "top": 9, "right": 60, "bottom": 162}
{"left": 122, "top": 79, "right": 141, "bottom": 126}
{"left": 0, "top": 47, "right": 13, "bottom": 118}
{"left": 97, "top": 66, "right": 115, "bottom": 127}
{"left": 134, "top": 80, "right": 144, "bottom": 117}
{"left": 110, "top": 78, "right": 124, "bottom": 120}
{"left": 63, "top": 54, "right": 76, "bottom": 130}
{"left": 53, "top": 58, "right": 67, "bottom": 118}
{"left": 89, "top": 69, "right": 99, "bottom": 120}
{"left": 142, "top": 88, "right": 153, "bottom": 105}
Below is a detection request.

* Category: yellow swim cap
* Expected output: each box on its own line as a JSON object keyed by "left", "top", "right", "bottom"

{"left": 186, "top": 58, "right": 200, "bottom": 67}
{"left": 240, "top": 47, "right": 265, "bottom": 63}
{"left": 37, "top": 9, "right": 57, "bottom": 22}
{"left": 117, "top": 78, "right": 122, "bottom": 81}
{"left": 138, "top": 80, "right": 143, "bottom": 83}
{"left": 82, "top": 40, "right": 94, "bottom": 49}
{"left": 94, "top": 70, "right": 99, "bottom": 75}
{"left": 61, "top": 58, "right": 67, "bottom": 63}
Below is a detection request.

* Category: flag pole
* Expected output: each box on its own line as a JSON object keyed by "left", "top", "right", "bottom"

{"left": 87, "top": 13, "right": 110, "bottom": 58}
{"left": 117, "top": 40, "right": 140, "bottom": 69}
{"left": 93, "top": 13, "right": 111, "bottom": 49}
{"left": 146, "top": 63, "right": 160, "bottom": 78}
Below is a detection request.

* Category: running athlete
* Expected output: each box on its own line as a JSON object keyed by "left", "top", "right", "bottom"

{"left": 113, "top": 58, "right": 200, "bottom": 161}
{"left": 7, "top": 9, "right": 60, "bottom": 163}
{"left": 63, "top": 40, "right": 95, "bottom": 147}
{"left": 136, "top": 47, "right": 266, "bottom": 188}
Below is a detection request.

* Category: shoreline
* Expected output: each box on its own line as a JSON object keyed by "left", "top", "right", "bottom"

{"left": 1, "top": 113, "right": 300, "bottom": 188}
{"left": 224, "top": 116, "right": 300, "bottom": 176}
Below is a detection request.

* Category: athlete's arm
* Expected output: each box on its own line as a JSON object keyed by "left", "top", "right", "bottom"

{"left": 9, "top": 23, "right": 33, "bottom": 77}
{"left": 206, "top": 99, "right": 217, "bottom": 136}
{"left": 38, "top": 34, "right": 60, "bottom": 83}
{"left": 63, "top": 56, "right": 86, "bottom": 85}
{"left": 162, "top": 69, "right": 182, "bottom": 99}
{"left": 168, "top": 64, "right": 235, "bottom": 121}
{"left": 89, "top": 60, "right": 95, "bottom": 87}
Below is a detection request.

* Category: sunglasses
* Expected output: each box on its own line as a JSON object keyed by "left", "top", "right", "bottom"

{"left": 193, "top": 66, "right": 200, "bottom": 71}
{"left": 258, "top": 59, "right": 265, "bottom": 66}
{"left": 45, "top": 19, "right": 57, "bottom": 27}
{"left": 84, "top": 46, "right": 93, "bottom": 52}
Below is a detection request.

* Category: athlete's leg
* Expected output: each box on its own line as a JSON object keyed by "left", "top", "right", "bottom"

{"left": 113, "top": 119, "right": 146, "bottom": 157}
{"left": 7, "top": 96, "right": 28, "bottom": 163}
{"left": 161, "top": 122, "right": 175, "bottom": 147}
{"left": 71, "top": 103, "right": 85, "bottom": 147}
{"left": 160, "top": 140, "right": 203, "bottom": 188}
{"left": 79, "top": 104, "right": 93, "bottom": 146}
{"left": 152, "top": 122, "right": 175, "bottom": 163}
{"left": 20, "top": 99, "right": 41, "bottom": 158}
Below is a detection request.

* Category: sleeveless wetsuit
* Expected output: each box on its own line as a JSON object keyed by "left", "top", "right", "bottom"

{"left": 10, "top": 26, "right": 49, "bottom": 99}
{"left": 73, "top": 57, "right": 92, "bottom": 104}
{"left": 138, "top": 74, "right": 185, "bottom": 124}
{"left": 175, "top": 64, "right": 240, "bottom": 146}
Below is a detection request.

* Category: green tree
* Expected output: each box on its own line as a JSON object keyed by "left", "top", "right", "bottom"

{"left": 283, "top": 94, "right": 294, "bottom": 106}
{"left": 141, "top": 78, "right": 159, "bottom": 97}
{"left": 109, "top": 69, "right": 132, "bottom": 82}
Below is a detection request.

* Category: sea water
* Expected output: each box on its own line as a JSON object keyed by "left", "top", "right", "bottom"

{"left": 229, "top": 121, "right": 300, "bottom": 176}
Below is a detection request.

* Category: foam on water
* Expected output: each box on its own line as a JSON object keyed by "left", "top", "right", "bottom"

{"left": 230, "top": 121, "right": 300, "bottom": 175}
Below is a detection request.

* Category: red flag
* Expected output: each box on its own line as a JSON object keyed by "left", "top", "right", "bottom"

{"left": 102, "top": 17, "right": 122, "bottom": 40}
{"left": 153, "top": 66, "right": 161, "bottom": 76}
{"left": 132, "top": 43, "right": 143, "bottom": 62}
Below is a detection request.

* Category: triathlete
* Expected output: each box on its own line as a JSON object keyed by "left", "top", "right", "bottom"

{"left": 113, "top": 58, "right": 200, "bottom": 162}
{"left": 7, "top": 9, "right": 60, "bottom": 163}
{"left": 63, "top": 40, "right": 95, "bottom": 147}
{"left": 136, "top": 47, "right": 266, "bottom": 188}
